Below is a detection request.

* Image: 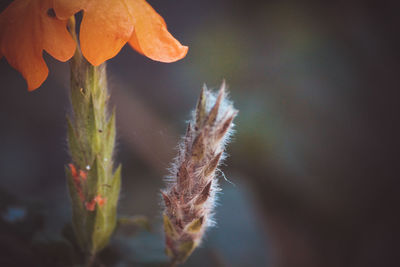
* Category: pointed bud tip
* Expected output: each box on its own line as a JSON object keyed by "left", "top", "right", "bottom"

{"left": 191, "top": 132, "right": 205, "bottom": 161}
{"left": 69, "top": 163, "right": 77, "bottom": 177}
{"left": 195, "top": 181, "right": 212, "bottom": 205}
{"left": 161, "top": 190, "right": 172, "bottom": 207}
{"left": 205, "top": 152, "right": 222, "bottom": 177}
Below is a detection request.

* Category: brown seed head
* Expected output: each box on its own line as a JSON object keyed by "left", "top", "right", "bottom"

{"left": 162, "top": 82, "right": 237, "bottom": 264}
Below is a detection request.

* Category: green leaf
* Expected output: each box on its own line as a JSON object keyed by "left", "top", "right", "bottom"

{"left": 109, "top": 164, "right": 121, "bottom": 204}
{"left": 104, "top": 108, "right": 116, "bottom": 161}
{"left": 67, "top": 116, "right": 85, "bottom": 166}
{"left": 87, "top": 95, "right": 99, "bottom": 155}
{"left": 86, "top": 157, "right": 101, "bottom": 198}
{"left": 90, "top": 163, "right": 121, "bottom": 254}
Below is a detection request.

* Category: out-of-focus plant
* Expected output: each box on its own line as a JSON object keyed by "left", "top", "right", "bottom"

{"left": 161, "top": 83, "right": 238, "bottom": 265}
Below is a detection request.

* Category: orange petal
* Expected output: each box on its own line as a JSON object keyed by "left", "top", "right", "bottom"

{"left": 127, "top": 0, "right": 188, "bottom": 63}
{"left": 79, "top": 0, "right": 134, "bottom": 66}
{"left": 0, "top": 0, "right": 76, "bottom": 90}
{"left": 128, "top": 30, "right": 144, "bottom": 55}
{"left": 53, "top": 0, "right": 86, "bottom": 20}
{"left": 40, "top": 3, "right": 76, "bottom": 61}
{"left": 1, "top": 1, "right": 49, "bottom": 90}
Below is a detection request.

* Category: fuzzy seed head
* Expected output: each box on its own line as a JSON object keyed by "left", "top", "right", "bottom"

{"left": 162, "top": 82, "right": 237, "bottom": 264}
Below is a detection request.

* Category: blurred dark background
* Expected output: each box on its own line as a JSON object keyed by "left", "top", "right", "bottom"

{"left": 1, "top": 0, "right": 400, "bottom": 266}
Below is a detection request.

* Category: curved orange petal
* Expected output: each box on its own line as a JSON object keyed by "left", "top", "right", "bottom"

{"left": 1, "top": 0, "right": 49, "bottom": 90}
{"left": 2, "top": 22, "right": 49, "bottom": 91}
{"left": 0, "top": 0, "right": 76, "bottom": 90}
{"left": 79, "top": 0, "right": 134, "bottom": 66}
{"left": 2, "top": 20, "right": 49, "bottom": 91}
{"left": 128, "top": 29, "right": 144, "bottom": 55}
{"left": 53, "top": 0, "right": 87, "bottom": 20}
{"left": 40, "top": 2, "right": 76, "bottom": 61}
{"left": 127, "top": 0, "right": 188, "bottom": 63}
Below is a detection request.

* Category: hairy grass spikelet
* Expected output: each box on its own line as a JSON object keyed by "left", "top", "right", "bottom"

{"left": 162, "top": 82, "right": 238, "bottom": 264}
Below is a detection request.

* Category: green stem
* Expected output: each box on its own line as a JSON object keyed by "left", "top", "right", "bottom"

{"left": 65, "top": 16, "right": 121, "bottom": 259}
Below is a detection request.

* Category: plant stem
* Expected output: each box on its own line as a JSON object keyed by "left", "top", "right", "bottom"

{"left": 65, "top": 16, "right": 121, "bottom": 259}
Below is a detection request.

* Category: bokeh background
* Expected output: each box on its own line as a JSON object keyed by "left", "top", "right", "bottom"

{"left": 1, "top": 0, "right": 400, "bottom": 266}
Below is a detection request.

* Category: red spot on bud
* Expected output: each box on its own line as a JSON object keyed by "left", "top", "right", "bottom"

{"left": 79, "top": 170, "right": 87, "bottom": 180}
{"left": 69, "top": 163, "right": 86, "bottom": 202}
{"left": 69, "top": 163, "right": 77, "bottom": 177}
{"left": 85, "top": 200, "right": 96, "bottom": 211}
{"left": 85, "top": 194, "right": 106, "bottom": 211}
{"left": 94, "top": 194, "right": 106, "bottom": 207}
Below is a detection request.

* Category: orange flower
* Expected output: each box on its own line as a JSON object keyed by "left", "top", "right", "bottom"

{"left": 53, "top": 0, "right": 188, "bottom": 66}
{"left": 0, "top": 0, "right": 188, "bottom": 91}
{"left": 0, "top": 0, "right": 76, "bottom": 91}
